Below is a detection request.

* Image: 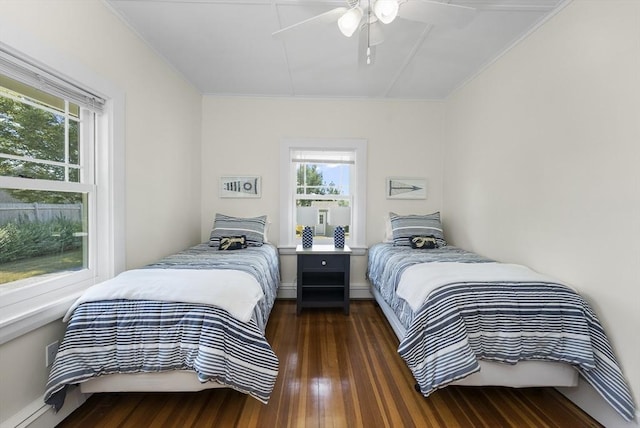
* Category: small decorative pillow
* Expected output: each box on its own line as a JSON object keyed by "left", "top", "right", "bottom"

{"left": 209, "top": 214, "right": 267, "bottom": 247}
{"left": 389, "top": 212, "right": 447, "bottom": 247}
{"left": 218, "top": 235, "right": 247, "bottom": 251}
{"left": 410, "top": 235, "right": 437, "bottom": 249}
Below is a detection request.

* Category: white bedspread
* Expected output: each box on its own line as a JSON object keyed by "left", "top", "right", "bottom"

{"left": 64, "top": 268, "right": 263, "bottom": 323}
{"left": 397, "top": 262, "right": 563, "bottom": 312}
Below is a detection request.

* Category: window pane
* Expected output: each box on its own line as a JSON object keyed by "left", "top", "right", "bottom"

{"left": 1, "top": 85, "right": 80, "bottom": 182}
{"left": 296, "top": 163, "right": 350, "bottom": 195}
{"left": 1, "top": 97, "right": 64, "bottom": 159}
{"left": 69, "top": 118, "right": 80, "bottom": 165}
{"left": 295, "top": 199, "right": 350, "bottom": 238}
{"left": 0, "top": 189, "right": 88, "bottom": 287}
{"left": 69, "top": 167, "right": 80, "bottom": 183}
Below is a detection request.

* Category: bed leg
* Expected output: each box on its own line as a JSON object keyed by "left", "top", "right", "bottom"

{"left": 414, "top": 383, "right": 421, "bottom": 393}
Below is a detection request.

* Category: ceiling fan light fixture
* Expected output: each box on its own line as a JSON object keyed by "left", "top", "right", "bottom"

{"left": 373, "top": 0, "right": 399, "bottom": 24}
{"left": 338, "top": 6, "right": 363, "bottom": 37}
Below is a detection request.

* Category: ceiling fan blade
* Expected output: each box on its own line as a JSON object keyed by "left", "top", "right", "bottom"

{"left": 272, "top": 7, "right": 348, "bottom": 38}
{"left": 398, "top": 0, "right": 475, "bottom": 28}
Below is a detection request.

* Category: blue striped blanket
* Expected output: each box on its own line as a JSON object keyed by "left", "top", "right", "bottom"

{"left": 44, "top": 244, "right": 280, "bottom": 411}
{"left": 368, "top": 243, "right": 635, "bottom": 421}
{"left": 367, "top": 243, "right": 491, "bottom": 327}
{"left": 145, "top": 243, "right": 280, "bottom": 331}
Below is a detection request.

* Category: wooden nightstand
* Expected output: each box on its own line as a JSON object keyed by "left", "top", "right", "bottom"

{"left": 296, "top": 244, "right": 351, "bottom": 315}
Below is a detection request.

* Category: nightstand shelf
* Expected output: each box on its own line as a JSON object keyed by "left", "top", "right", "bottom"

{"left": 296, "top": 245, "right": 351, "bottom": 315}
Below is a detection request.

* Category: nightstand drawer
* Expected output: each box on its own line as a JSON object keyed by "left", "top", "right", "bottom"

{"left": 300, "top": 254, "right": 345, "bottom": 271}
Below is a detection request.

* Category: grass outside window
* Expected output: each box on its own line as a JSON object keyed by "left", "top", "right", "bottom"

{"left": 0, "top": 248, "right": 83, "bottom": 285}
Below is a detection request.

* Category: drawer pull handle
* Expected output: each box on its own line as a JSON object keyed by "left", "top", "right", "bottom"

{"left": 321, "top": 260, "right": 327, "bottom": 266}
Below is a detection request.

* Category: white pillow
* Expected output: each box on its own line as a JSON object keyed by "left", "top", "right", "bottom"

{"left": 383, "top": 214, "right": 393, "bottom": 243}
{"left": 263, "top": 217, "right": 271, "bottom": 243}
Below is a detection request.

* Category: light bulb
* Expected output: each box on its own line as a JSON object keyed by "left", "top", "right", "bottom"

{"left": 338, "top": 7, "right": 363, "bottom": 37}
{"left": 373, "top": 0, "right": 399, "bottom": 25}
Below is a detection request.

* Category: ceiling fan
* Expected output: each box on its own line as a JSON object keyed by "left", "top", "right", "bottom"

{"left": 272, "top": 0, "right": 476, "bottom": 66}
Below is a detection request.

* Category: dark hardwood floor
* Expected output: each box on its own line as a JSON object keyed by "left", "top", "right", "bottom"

{"left": 57, "top": 300, "right": 602, "bottom": 427}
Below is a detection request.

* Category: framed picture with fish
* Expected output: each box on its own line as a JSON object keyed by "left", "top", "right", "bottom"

{"left": 219, "top": 176, "right": 261, "bottom": 198}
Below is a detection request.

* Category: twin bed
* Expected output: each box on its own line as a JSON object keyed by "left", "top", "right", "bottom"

{"left": 44, "top": 211, "right": 635, "bottom": 422}
{"left": 368, "top": 212, "right": 635, "bottom": 422}
{"left": 45, "top": 214, "right": 279, "bottom": 410}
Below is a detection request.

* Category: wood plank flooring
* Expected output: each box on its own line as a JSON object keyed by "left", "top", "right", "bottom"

{"left": 57, "top": 300, "right": 601, "bottom": 427}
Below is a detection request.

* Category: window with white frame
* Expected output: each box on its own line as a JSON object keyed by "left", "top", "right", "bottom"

{"left": 0, "top": 46, "right": 116, "bottom": 340}
{"left": 280, "top": 139, "right": 367, "bottom": 248}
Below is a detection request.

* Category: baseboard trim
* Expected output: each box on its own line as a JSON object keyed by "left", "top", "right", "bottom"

{"left": 277, "top": 282, "right": 372, "bottom": 300}
{"left": 557, "top": 378, "right": 638, "bottom": 427}
{"left": 1, "top": 386, "right": 89, "bottom": 428}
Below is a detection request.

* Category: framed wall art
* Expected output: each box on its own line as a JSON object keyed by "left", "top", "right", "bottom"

{"left": 219, "top": 176, "right": 261, "bottom": 198}
{"left": 386, "top": 177, "right": 427, "bottom": 200}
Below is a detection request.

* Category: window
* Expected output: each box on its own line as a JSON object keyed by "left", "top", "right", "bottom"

{"left": 280, "top": 139, "right": 366, "bottom": 248}
{"left": 0, "top": 45, "right": 120, "bottom": 343}
{"left": 0, "top": 73, "right": 93, "bottom": 287}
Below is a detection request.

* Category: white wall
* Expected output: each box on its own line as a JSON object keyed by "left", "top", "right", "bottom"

{"left": 444, "top": 1, "right": 639, "bottom": 425}
{"left": 0, "top": 0, "right": 202, "bottom": 424}
{"left": 201, "top": 97, "right": 445, "bottom": 290}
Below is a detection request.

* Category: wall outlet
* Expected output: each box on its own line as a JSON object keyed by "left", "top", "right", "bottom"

{"left": 46, "top": 341, "right": 59, "bottom": 367}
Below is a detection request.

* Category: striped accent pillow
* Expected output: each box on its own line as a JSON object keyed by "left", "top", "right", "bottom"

{"left": 389, "top": 212, "right": 447, "bottom": 247}
{"left": 209, "top": 214, "right": 267, "bottom": 247}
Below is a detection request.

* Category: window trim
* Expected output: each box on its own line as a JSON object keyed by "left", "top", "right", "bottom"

{"left": 279, "top": 138, "right": 367, "bottom": 249}
{"left": 0, "top": 39, "right": 125, "bottom": 345}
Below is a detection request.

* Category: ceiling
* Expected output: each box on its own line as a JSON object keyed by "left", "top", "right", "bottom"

{"left": 105, "top": 0, "right": 565, "bottom": 100}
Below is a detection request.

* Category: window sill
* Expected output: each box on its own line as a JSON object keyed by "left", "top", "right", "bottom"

{"left": 0, "top": 292, "right": 81, "bottom": 345}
